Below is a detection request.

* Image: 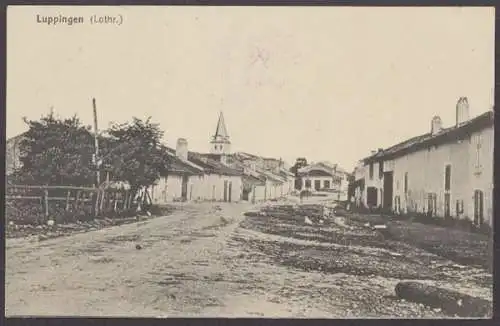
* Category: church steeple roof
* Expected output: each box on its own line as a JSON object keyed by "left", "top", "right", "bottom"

{"left": 214, "top": 111, "right": 229, "bottom": 138}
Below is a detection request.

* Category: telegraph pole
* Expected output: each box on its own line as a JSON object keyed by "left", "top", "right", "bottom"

{"left": 92, "top": 98, "right": 100, "bottom": 187}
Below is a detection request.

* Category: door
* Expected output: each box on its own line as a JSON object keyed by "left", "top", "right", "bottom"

{"left": 367, "top": 187, "right": 378, "bottom": 207}
{"left": 444, "top": 193, "right": 451, "bottom": 219}
{"left": 228, "top": 181, "right": 232, "bottom": 203}
{"left": 444, "top": 165, "right": 451, "bottom": 219}
{"left": 474, "top": 190, "right": 484, "bottom": 226}
{"left": 383, "top": 172, "right": 393, "bottom": 210}
{"left": 314, "top": 180, "right": 321, "bottom": 191}
{"left": 427, "top": 193, "right": 437, "bottom": 217}
{"left": 181, "top": 175, "right": 189, "bottom": 201}
{"left": 223, "top": 180, "right": 228, "bottom": 202}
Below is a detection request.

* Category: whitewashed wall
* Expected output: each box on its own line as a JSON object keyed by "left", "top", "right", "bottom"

{"left": 391, "top": 126, "right": 493, "bottom": 225}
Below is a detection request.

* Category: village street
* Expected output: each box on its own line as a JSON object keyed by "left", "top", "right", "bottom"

{"left": 5, "top": 198, "right": 492, "bottom": 318}
{"left": 5, "top": 200, "right": 335, "bottom": 317}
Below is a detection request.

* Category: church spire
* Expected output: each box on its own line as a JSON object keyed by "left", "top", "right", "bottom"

{"left": 210, "top": 111, "right": 231, "bottom": 155}
{"left": 214, "top": 111, "right": 229, "bottom": 138}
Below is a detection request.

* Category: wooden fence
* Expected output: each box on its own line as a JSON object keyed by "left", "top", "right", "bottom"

{"left": 5, "top": 184, "right": 146, "bottom": 224}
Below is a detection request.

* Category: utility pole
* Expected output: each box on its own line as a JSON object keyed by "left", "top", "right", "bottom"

{"left": 92, "top": 98, "right": 100, "bottom": 187}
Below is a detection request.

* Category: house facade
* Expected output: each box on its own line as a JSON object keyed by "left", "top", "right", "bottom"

{"left": 297, "top": 162, "right": 350, "bottom": 201}
{"left": 360, "top": 97, "right": 494, "bottom": 226}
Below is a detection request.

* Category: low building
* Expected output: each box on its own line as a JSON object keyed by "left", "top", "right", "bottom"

{"left": 150, "top": 138, "right": 244, "bottom": 204}
{"left": 360, "top": 97, "right": 493, "bottom": 226}
{"left": 297, "top": 162, "right": 350, "bottom": 201}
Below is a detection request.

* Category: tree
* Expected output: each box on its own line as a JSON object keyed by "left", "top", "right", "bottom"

{"left": 15, "top": 112, "right": 95, "bottom": 186}
{"left": 103, "top": 117, "right": 171, "bottom": 199}
{"left": 290, "top": 157, "right": 308, "bottom": 190}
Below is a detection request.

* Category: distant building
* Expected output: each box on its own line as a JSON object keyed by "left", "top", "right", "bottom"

{"left": 5, "top": 134, "right": 26, "bottom": 176}
{"left": 359, "top": 97, "right": 493, "bottom": 226}
{"left": 297, "top": 162, "right": 350, "bottom": 201}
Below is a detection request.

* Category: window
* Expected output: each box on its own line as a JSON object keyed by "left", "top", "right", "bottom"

{"left": 305, "top": 179, "right": 311, "bottom": 188}
{"left": 369, "top": 163, "right": 374, "bottom": 180}
{"left": 314, "top": 180, "right": 321, "bottom": 191}
{"left": 475, "top": 134, "right": 482, "bottom": 169}
{"left": 324, "top": 180, "right": 331, "bottom": 189}
{"left": 444, "top": 165, "right": 451, "bottom": 191}
{"left": 379, "top": 161, "right": 384, "bottom": 179}
{"left": 404, "top": 172, "right": 408, "bottom": 193}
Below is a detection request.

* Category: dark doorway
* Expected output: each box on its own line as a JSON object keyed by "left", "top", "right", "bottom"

{"left": 383, "top": 172, "right": 393, "bottom": 211}
{"left": 295, "top": 178, "right": 303, "bottom": 190}
{"left": 367, "top": 187, "right": 378, "bottom": 207}
{"left": 181, "top": 175, "right": 189, "bottom": 201}
{"left": 242, "top": 187, "right": 250, "bottom": 201}
{"left": 444, "top": 193, "right": 451, "bottom": 219}
{"left": 427, "top": 193, "right": 437, "bottom": 217}
{"left": 474, "top": 190, "right": 484, "bottom": 226}
{"left": 228, "top": 181, "right": 232, "bottom": 202}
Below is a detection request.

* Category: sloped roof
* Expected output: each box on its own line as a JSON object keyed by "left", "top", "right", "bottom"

{"left": 298, "top": 162, "right": 334, "bottom": 176}
{"left": 188, "top": 152, "right": 243, "bottom": 176}
{"left": 363, "top": 110, "right": 494, "bottom": 163}
{"left": 164, "top": 147, "right": 205, "bottom": 175}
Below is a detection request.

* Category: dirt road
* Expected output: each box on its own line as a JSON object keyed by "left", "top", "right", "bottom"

{"left": 5, "top": 201, "right": 337, "bottom": 317}
{"left": 5, "top": 200, "right": 491, "bottom": 318}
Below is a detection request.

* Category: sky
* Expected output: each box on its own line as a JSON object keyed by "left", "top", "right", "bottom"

{"left": 7, "top": 6, "right": 495, "bottom": 172}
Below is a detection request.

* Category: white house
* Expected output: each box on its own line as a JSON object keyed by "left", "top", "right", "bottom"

{"left": 297, "top": 162, "right": 350, "bottom": 201}
{"left": 359, "top": 97, "right": 494, "bottom": 226}
{"left": 150, "top": 137, "right": 244, "bottom": 204}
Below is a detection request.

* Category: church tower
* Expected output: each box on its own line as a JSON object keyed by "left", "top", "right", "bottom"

{"left": 210, "top": 111, "right": 231, "bottom": 155}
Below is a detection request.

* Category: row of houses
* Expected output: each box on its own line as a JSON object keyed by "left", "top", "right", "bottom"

{"left": 148, "top": 138, "right": 296, "bottom": 204}
{"left": 351, "top": 97, "right": 494, "bottom": 227}
{"left": 148, "top": 112, "right": 296, "bottom": 204}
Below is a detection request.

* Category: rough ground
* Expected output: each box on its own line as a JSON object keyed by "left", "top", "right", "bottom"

{"left": 5, "top": 198, "right": 493, "bottom": 318}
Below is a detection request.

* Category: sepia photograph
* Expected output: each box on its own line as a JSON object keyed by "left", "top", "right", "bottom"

{"left": 5, "top": 5, "right": 494, "bottom": 318}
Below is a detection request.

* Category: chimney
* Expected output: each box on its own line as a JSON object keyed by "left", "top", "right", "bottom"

{"left": 456, "top": 97, "right": 470, "bottom": 126}
{"left": 431, "top": 116, "right": 443, "bottom": 135}
{"left": 371, "top": 150, "right": 377, "bottom": 155}
{"left": 176, "top": 138, "right": 188, "bottom": 161}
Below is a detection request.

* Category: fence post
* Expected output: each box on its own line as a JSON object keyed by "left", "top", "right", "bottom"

{"left": 44, "top": 189, "right": 49, "bottom": 219}
{"left": 113, "top": 192, "right": 118, "bottom": 212}
{"left": 65, "top": 190, "right": 71, "bottom": 211}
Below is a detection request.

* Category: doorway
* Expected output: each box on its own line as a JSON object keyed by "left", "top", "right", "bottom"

{"left": 228, "top": 181, "right": 232, "bottom": 202}
{"left": 181, "top": 175, "right": 189, "bottom": 201}
{"left": 444, "top": 193, "right": 451, "bottom": 219}
{"left": 474, "top": 190, "right": 484, "bottom": 226}
{"left": 366, "top": 187, "right": 378, "bottom": 207}
{"left": 383, "top": 172, "right": 393, "bottom": 210}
